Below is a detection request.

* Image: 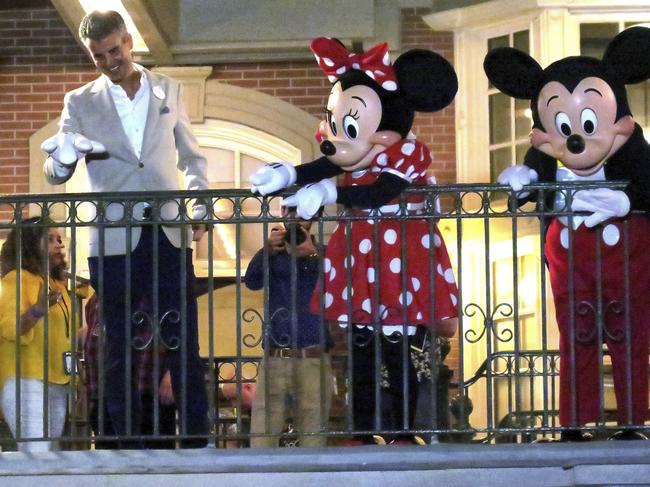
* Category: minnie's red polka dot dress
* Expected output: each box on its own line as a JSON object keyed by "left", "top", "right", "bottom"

{"left": 309, "top": 139, "right": 458, "bottom": 328}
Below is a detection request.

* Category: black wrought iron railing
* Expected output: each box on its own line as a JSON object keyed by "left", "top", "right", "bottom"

{"left": 0, "top": 180, "right": 646, "bottom": 451}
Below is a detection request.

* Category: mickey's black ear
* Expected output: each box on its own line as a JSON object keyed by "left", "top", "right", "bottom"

{"left": 603, "top": 26, "right": 650, "bottom": 84}
{"left": 394, "top": 49, "right": 458, "bottom": 112}
{"left": 483, "top": 47, "right": 543, "bottom": 99}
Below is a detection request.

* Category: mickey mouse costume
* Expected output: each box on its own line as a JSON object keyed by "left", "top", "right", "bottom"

{"left": 485, "top": 26, "right": 650, "bottom": 431}
{"left": 251, "top": 38, "right": 459, "bottom": 442}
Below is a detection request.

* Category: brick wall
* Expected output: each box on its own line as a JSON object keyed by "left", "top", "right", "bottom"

{"left": 0, "top": 2, "right": 95, "bottom": 194}
{"left": 402, "top": 8, "right": 456, "bottom": 185}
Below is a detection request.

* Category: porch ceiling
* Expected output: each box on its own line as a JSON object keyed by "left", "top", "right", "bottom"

{"left": 48, "top": 0, "right": 443, "bottom": 66}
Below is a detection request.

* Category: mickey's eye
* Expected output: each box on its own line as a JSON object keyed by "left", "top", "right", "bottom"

{"left": 580, "top": 108, "right": 598, "bottom": 135}
{"left": 554, "top": 112, "right": 572, "bottom": 137}
{"left": 343, "top": 113, "right": 360, "bottom": 139}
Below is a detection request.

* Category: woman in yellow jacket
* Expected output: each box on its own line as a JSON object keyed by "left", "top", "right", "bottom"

{"left": 0, "top": 217, "right": 73, "bottom": 452}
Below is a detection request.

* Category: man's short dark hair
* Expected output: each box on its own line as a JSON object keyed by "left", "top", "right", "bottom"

{"left": 78, "top": 10, "right": 127, "bottom": 41}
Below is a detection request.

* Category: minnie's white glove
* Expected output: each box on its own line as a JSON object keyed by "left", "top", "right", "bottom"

{"left": 42, "top": 133, "right": 105, "bottom": 178}
{"left": 282, "top": 178, "right": 337, "bottom": 220}
{"left": 250, "top": 162, "right": 297, "bottom": 196}
{"left": 571, "top": 188, "right": 630, "bottom": 228}
{"left": 497, "top": 165, "right": 538, "bottom": 196}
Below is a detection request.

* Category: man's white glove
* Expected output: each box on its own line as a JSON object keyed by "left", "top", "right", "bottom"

{"left": 41, "top": 133, "right": 105, "bottom": 178}
{"left": 571, "top": 188, "right": 631, "bottom": 228}
{"left": 41, "top": 132, "right": 105, "bottom": 165}
{"left": 250, "top": 162, "right": 297, "bottom": 196}
{"left": 282, "top": 178, "right": 337, "bottom": 220}
{"left": 497, "top": 165, "right": 538, "bottom": 196}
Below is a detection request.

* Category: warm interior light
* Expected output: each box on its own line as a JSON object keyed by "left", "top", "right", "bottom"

{"left": 78, "top": 0, "right": 149, "bottom": 53}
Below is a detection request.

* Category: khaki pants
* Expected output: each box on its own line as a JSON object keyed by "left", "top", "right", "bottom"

{"left": 250, "top": 355, "right": 332, "bottom": 447}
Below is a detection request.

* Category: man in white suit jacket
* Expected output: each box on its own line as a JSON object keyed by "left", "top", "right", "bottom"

{"left": 42, "top": 10, "right": 208, "bottom": 447}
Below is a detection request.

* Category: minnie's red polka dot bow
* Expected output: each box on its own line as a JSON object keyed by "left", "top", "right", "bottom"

{"left": 310, "top": 37, "right": 398, "bottom": 92}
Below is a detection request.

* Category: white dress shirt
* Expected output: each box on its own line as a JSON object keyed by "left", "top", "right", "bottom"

{"left": 106, "top": 65, "right": 150, "bottom": 161}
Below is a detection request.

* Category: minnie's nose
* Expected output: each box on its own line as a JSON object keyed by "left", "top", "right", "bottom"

{"left": 320, "top": 140, "right": 336, "bottom": 156}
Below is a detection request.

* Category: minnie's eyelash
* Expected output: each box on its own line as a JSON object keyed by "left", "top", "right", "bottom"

{"left": 346, "top": 109, "right": 359, "bottom": 119}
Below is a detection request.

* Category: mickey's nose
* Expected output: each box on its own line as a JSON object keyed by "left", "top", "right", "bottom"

{"left": 320, "top": 140, "right": 336, "bottom": 156}
{"left": 566, "top": 134, "right": 585, "bottom": 154}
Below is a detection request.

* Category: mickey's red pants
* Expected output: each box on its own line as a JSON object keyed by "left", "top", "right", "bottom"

{"left": 546, "top": 216, "right": 650, "bottom": 426}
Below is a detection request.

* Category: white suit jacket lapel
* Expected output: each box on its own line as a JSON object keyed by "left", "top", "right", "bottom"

{"left": 141, "top": 69, "right": 166, "bottom": 162}
{"left": 89, "top": 76, "right": 140, "bottom": 164}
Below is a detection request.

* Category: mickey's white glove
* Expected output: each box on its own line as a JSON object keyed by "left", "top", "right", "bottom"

{"left": 42, "top": 133, "right": 105, "bottom": 178}
{"left": 497, "top": 165, "right": 538, "bottom": 196}
{"left": 571, "top": 188, "right": 630, "bottom": 228}
{"left": 191, "top": 203, "right": 207, "bottom": 220}
{"left": 282, "top": 178, "right": 337, "bottom": 220}
{"left": 250, "top": 162, "right": 297, "bottom": 196}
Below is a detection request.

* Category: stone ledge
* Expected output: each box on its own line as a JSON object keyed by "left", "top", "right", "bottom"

{"left": 1, "top": 441, "right": 650, "bottom": 476}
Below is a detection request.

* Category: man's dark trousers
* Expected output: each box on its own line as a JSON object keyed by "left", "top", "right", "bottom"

{"left": 89, "top": 226, "right": 208, "bottom": 447}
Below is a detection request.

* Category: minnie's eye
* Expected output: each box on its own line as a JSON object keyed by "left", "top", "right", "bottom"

{"left": 580, "top": 108, "right": 598, "bottom": 135}
{"left": 328, "top": 115, "right": 337, "bottom": 136}
{"left": 555, "top": 112, "right": 572, "bottom": 137}
{"left": 343, "top": 114, "right": 359, "bottom": 139}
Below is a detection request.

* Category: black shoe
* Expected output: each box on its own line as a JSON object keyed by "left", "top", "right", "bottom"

{"left": 179, "top": 437, "right": 208, "bottom": 448}
{"left": 560, "top": 430, "right": 592, "bottom": 442}
{"left": 609, "top": 429, "right": 648, "bottom": 440}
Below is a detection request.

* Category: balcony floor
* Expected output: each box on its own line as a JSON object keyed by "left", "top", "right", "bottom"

{"left": 1, "top": 441, "right": 650, "bottom": 486}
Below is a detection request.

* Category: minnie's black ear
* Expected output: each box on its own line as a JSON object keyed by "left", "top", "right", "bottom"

{"left": 483, "top": 47, "right": 543, "bottom": 99}
{"left": 393, "top": 49, "right": 458, "bottom": 112}
{"left": 603, "top": 26, "right": 650, "bottom": 84}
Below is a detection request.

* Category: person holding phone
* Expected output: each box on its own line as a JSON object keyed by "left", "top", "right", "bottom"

{"left": 244, "top": 209, "right": 332, "bottom": 447}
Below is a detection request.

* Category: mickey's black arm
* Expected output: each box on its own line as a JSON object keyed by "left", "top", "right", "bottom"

{"left": 606, "top": 124, "right": 650, "bottom": 212}
{"left": 521, "top": 147, "right": 557, "bottom": 208}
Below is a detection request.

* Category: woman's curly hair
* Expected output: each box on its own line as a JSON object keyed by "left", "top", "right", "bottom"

{"left": 0, "top": 216, "right": 49, "bottom": 278}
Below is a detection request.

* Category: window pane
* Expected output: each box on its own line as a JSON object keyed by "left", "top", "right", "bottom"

{"left": 513, "top": 30, "right": 530, "bottom": 54}
{"left": 490, "top": 93, "right": 512, "bottom": 144}
{"left": 515, "top": 98, "right": 532, "bottom": 139}
{"left": 488, "top": 35, "right": 509, "bottom": 89}
{"left": 490, "top": 147, "right": 512, "bottom": 182}
{"left": 488, "top": 34, "right": 509, "bottom": 51}
{"left": 203, "top": 147, "right": 235, "bottom": 184}
{"left": 515, "top": 143, "right": 529, "bottom": 165}
{"left": 580, "top": 23, "right": 619, "bottom": 57}
{"left": 240, "top": 153, "right": 267, "bottom": 189}
{"left": 624, "top": 22, "right": 650, "bottom": 29}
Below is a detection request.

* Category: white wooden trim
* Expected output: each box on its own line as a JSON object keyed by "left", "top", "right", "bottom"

{"left": 192, "top": 119, "right": 301, "bottom": 166}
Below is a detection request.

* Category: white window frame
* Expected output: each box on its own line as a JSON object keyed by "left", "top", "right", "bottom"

{"left": 486, "top": 29, "right": 534, "bottom": 182}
